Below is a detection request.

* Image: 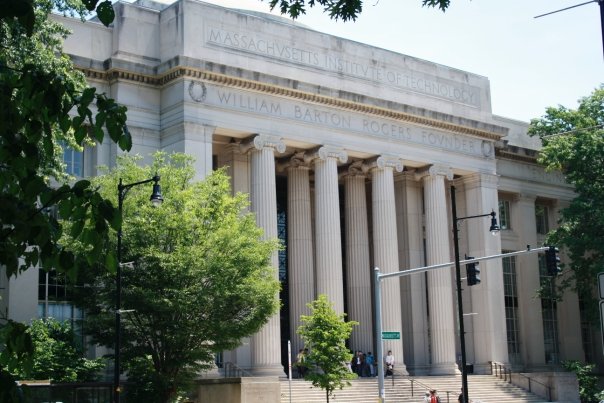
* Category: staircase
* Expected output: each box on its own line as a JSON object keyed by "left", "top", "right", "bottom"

{"left": 280, "top": 375, "right": 551, "bottom": 402}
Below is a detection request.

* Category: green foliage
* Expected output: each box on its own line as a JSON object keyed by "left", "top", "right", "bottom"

{"left": 65, "top": 153, "right": 281, "bottom": 403}
{"left": 5, "top": 318, "right": 105, "bottom": 383}
{"left": 263, "top": 0, "right": 450, "bottom": 21}
{"left": 0, "top": 321, "right": 34, "bottom": 380}
{"left": 0, "top": 0, "right": 126, "bottom": 399}
{"left": 528, "top": 85, "right": 604, "bottom": 317}
{"left": 297, "top": 295, "right": 357, "bottom": 403}
{"left": 1, "top": 0, "right": 116, "bottom": 34}
{"left": 0, "top": 0, "right": 131, "bottom": 279}
{"left": 561, "top": 360, "right": 601, "bottom": 403}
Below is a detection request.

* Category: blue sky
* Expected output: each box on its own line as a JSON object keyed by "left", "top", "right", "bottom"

{"left": 205, "top": 0, "right": 602, "bottom": 123}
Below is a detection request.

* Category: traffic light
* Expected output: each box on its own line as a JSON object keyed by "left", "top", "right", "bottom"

{"left": 545, "top": 246, "right": 561, "bottom": 276}
{"left": 466, "top": 256, "right": 481, "bottom": 286}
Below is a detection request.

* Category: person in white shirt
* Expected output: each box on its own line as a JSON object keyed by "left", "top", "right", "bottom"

{"left": 384, "top": 350, "right": 394, "bottom": 376}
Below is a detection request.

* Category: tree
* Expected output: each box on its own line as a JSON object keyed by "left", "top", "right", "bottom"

{"left": 528, "top": 85, "right": 604, "bottom": 316}
{"left": 297, "top": 294, "right": 357, "bottom": 403}
{"left": 1, "top": 0, "right": 129, "bottom": 399}
{"left": 5, "top": 318, "right": 105, "bottom": 383}
{"left": 263, "top": 0, "right": 451, "bottom": 21}
{"left": 562, "top": 360, "right": 604, "bottom": 403}
{"left": 65, "top": 153, "right": 281, "bottom": 403}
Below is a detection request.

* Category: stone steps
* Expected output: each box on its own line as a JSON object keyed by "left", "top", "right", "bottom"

{"left": 280, "top": 375, "right": 551, "bottom": 402}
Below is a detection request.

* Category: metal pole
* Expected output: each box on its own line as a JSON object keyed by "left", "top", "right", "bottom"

{"left": 113, "top": 175, "right": 161, "bottom": 402}
{"left": 451, "top": 185, "right": 469, "bottom": 403}
{"left": 288, "top": 340, "right": 292, "bottom": 403}
{"left": 374, "top": 267, "right": 385, "bottom": 402}
{"left": 114, "top": 180, "right": 124, "bottom": 403}
{"left": 600, "top": 0, "right": 604, "bottom": 59}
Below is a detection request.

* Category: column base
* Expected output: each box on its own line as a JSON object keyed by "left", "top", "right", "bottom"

{"left": 429, "top": 363, "right": 460, "bottom": 375}
{"left": 248, "top": 364, "right": 286, "bottom": 377}
{"left": 394, "top": 365, "right": 409, "bottom": 376}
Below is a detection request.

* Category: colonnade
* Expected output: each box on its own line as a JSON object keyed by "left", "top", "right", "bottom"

{"left": 231, "top": 134, "right": 505, "bottom": 376}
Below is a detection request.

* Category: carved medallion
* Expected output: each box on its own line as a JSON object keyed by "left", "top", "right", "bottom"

{"left": 188, "top": 81, "right": 207, "bottom": 103}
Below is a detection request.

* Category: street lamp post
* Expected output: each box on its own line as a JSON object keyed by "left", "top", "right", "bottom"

{"left": 114, "top": 175, "right": 163, "bottom": 403}
{"left": 450, "top": 185, "right": 499, "bottom": 403}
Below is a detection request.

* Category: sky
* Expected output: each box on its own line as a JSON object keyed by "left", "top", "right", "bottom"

{"left": 199, "top": 0, "right": 602, "bottom": 123}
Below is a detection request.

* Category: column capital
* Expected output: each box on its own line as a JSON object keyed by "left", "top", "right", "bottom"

{"left": 345, "top": 160, "right": 368, "bottom": 177}
{"left": 240, "top": 134, "right": 286, "bottom": 154}
{"left": 279, "top": 151, "right": 311, "bottom": 172}
{"left": 513, "top": 192, "right": 537, "bottom": 204}
{"left": 306, "top": 145, "right": 348, "bottom": 164}
{"left": 366, "top": 155, "right": 404, "bottom": 173}
{"left": 416, "top": 164, "right": 453, "bottom": 181}
{"left": 461, "top": 172, "right": 499, "bottom": 190}
{"left": 223, "top": 139, "right": 242, "bottom": 154}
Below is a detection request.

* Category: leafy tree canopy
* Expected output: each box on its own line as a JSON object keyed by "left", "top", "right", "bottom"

{"left": 66, "top": 153, "right": 281, "bottom": 403}
{"left": 528, "top": 85, "right": 604, "bottom": 313}
{"left": 5, "top": 318, "right": 105, "bottom": 383}
{"left": 298, "top": 295, "right": 357, "bottom": 403}
{"left": 1, "top": 0, "right": 130, "bottom": 281}
{"left": 1, "top": 0, "right": 127, "bottom": 399}
{"left": 263, "top": 0, "right": 450, "bottom": 21}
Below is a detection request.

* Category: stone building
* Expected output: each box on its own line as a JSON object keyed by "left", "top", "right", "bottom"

{"left": 2, "top": 0, "right": 600, "bottom": 379}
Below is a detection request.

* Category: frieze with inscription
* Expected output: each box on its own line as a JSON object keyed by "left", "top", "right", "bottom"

{"left": 193, "top": 82, "right": 494, "bottom": 159}
{"left": 205, "top": 26, "right": 480, "bottom": 108}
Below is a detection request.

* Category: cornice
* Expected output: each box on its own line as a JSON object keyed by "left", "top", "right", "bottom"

{"left": 495, "top": 149, "right": 538, "bottom": 164}
{"left": 79, "top": 65, "right": 505, "bottom": 141}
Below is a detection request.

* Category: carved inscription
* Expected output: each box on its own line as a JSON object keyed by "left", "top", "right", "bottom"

{"left": 205, "top": 86, "right": 491, "bottom": 158}
{"left": 206, "top": 27, "right": 480, "bottom": 107}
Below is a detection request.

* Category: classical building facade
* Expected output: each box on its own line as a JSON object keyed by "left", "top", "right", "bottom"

{"left": 2, "top": 0, "right": 601, "bottom": 378}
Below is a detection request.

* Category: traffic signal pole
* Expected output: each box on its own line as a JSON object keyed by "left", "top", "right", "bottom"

{"left": 373, "top": 245, "right": 551, "bottom": 402}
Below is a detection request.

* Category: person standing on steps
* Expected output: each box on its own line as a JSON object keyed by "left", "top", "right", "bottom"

{"left": 429, "top": 389, "right": 441, "bottom": 403}
{"left": 365, "top": 352, "right": 375, "bottom": 377}
{"left": 384, "top": 350, "right": 394, "bottom": 377}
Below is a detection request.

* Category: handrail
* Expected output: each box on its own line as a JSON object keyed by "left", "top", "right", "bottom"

{"left": 223, "top": 361, "right": 253, "bottom": 378}
{"left": 489, "top": 361, "right": 552, "bottom": 402}
{"left": 388, "top": 373, "right": 456, "bottom": 403}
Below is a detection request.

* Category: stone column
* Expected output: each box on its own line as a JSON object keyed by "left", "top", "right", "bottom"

{"left": 286, "top": 152, "right": 315, "bottom": 360}
{"left": 218, "top": 141, "right": 250, "bottom": 198}
{"left": 217, "top": 141, "right": 250, "bottom": 368}
{"left": 395, "top": 172, "right": 430, "bottom": 374}
{"left": 307, "top": 146, "right": 347, "bottom": 314}
{"left": 242, "top": 134, "right": 285, "bottom": 376}
{"left": 418, "top": 164, "right": 458, "bottom": 375}
{"left": 370, "top": 155, "right": 407, "bottom": 374}
{"left": 512, "top": 193, "right": 546, "bottom": 368}
{"left": 554, "top": 200, "right": 584, "bottom": 361}
{"left": 462, "top": 174, "right": 507, "bottom": 374}
{"left": 344, "top": 161, "right": 372, "bottom": 353}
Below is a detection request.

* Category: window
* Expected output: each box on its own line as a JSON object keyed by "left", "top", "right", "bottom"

{"left": 38, "top": 269, "right": 84, "bottom": 347}
{"left": 538, "top": 254, "right": 560, "bottom": 364}
{"left": 503, "top": 254, "right": 521, "bottom": 365}
{"left": 61, "top": 141, "right": 83, "bottom": 177}
{"left": 535, "top": 204, "right": 549, "bottom": 235}
{"left": 498, "top": 200, "right": 511, "bottom": 230}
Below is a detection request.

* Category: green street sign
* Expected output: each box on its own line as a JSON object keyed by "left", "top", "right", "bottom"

{"left": 382, "top": 331, "right": 400, "bottom": 340}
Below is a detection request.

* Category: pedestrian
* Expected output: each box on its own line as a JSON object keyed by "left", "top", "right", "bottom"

{"left": 365, "top": 352, "right": 375, "bottom": 377}
{"left": 429, "top": 389, "right": 441, "bottom": 403}
{"left": 295, "top": 349, "right": 306, "bottom": 378}
{"left": 384, "top": 350, "right": 394, "bottom": 376}
{"left": 423, "top": 391, "right": 431, "bottom": 402}
{"left": 458, "top": 388, "right": 463, "bottom": 403}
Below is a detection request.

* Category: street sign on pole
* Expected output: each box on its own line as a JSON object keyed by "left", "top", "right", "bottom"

{"left": 382, "top": 331, "right": 400, "bottom": 340}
